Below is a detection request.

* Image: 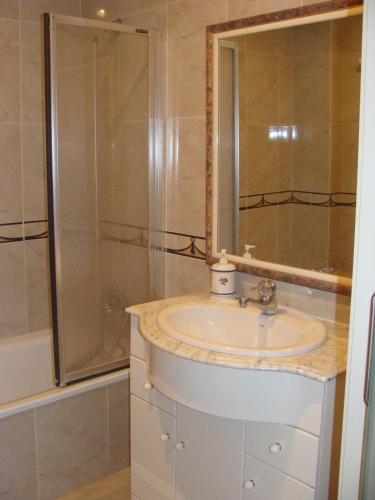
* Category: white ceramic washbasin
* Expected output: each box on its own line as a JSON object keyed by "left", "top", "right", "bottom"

{"left": 158, "top": 301, "right": 326, "bottom": 357}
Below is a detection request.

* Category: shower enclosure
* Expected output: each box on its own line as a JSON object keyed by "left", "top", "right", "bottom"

{"left": 44, "top": 14, "right": 163, "bottom": 386}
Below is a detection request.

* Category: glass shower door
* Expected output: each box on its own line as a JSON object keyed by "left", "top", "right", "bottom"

{"left": 44, "top": 14, "right": 159, "bottom": 385}
{"left": 361, "top": 294, "right": 375, "bottom": 499}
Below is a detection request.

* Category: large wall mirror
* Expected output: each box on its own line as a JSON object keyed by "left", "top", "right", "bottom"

{"left": 207, "top": 0, "right": 363, "bottom": 294}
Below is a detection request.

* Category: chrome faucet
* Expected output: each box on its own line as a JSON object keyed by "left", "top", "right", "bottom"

{"left": 238, "top": 279, "right": 278, "bottom": 315}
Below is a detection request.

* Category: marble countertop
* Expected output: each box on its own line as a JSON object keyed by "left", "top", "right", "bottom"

{"left": 127, "top": 292, "right": 348, "bottom": 382}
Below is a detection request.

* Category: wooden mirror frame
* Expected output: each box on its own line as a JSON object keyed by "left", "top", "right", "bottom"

{"left": 206, "top": 0, "right": 363, "bottom": 296}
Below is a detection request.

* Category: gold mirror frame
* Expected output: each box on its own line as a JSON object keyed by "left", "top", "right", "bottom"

{"left": 206, "top": 0, "right": 363, "bottom": 296}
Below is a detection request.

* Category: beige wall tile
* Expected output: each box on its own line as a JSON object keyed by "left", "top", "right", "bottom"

{"left": 108, "top": 379, "right": 130, "bottom": 473}
{"left": 340, "top": 123, "right": 359, "bottom": 192}
{"left": 0, "top": 242, "right": 28, "bottom": 339}
{"left": 277, "top": 55, "right": 292, "bottom": 122}
{"left": 165, "top": 253, "right": 209, "bottom": 297}
{"left": 0, "top": 0, "right": 19, "bottom": 19}
{"left": 337, "top": 206, "right": 355, "bottom": 275}
{"left": 81, "top": 0, "right": 120, "bottom": 20}
{"left": 0, "top": 123, "right": 22, "bottom": 224}
{"left": 293, "top": 53, "right": 331, "bottom": 126}
{"left": 277, "top": 204, "right": 292, "bottom": 264}
{"left": 20, "top": 0, "right": 80, "bottom": 22}
{"left": 119, "top": 0, "right": 167, "bottom": 17}
{"left": 117, "top": 243, "right": 149, "bottom": 307}
{"left": 246, "top": 125, "right": 278, "bottom": 193}
{"left": 278, "top": 138, "right": 292, "bottom": 190}
{"left": 22, "top": 123, "right": 47, "bottom": 220}
{"left": 227, "top": 0, "right": 301, "bottom": 21}
{"left": 338, "top": 51, "right": 361, "bottom": 124}
{"left": 0, "top": 411, "right": 38, "bottom": 500}
{"left": 291, "top": 205, "right": 330, "bottom": 270}
{"left": 292, "top": 125, "right": 330, "bottom": 191}
{"left": 277, "top": 28, "right": 292, "bottom": 56}
{"left": 0, "top": 19, "right": 20, "bottom": 122}
{"left": 121, "top": 3, "right": 167, "bottom": 29}
{"left": 167, "top": 35, "right": 206, "bottom": 117}
{"left": 167, "top": 0, "right": 226, "bottom": 40}
{"left": 116, "top": 33, "right": 149, "bottom": 122}
{"left": 330, "top": 125, "right": 341, "bottom": 192}
{"left": 97, "top": 124, "right": 120, "bottom": 223}
{"left": 293, "top": 21, "right": 331, "bottom": 56}
{"left": 21, "top": 21, "right": 43, "bottom": 123}
{"left": 245, "top": 207, "right": 279, "bottom": 262}
{"left": 334, "top": 15, "right": 362, "bottom": 54}
{"left": 245, "top": 51, "right": 277, "bottom": 124}
{"left": 25, "top": 238, "right": 51, "bottom": 332}
{"left": 245, "top": 30, "right": 277, "bottom": 54}
{"left": 36, "top": 388, "right": 108, "bottom": 499}
{"left": 166, "top": 117, "right": 206, "bottom": 235}
{"left": 117, "top": 120, "right": 149, "bottom": 228}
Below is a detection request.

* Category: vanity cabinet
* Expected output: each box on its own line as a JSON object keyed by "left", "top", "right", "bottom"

{"left": 130, "top": 317, "right": 341, "bottom": 500}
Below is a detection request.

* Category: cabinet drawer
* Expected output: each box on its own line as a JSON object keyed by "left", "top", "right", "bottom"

{"left": 131, "top": 396, "right": 176, "bottom": 486}
{"left": 131, "top": 356, "right": 176, "bottom": 415}
{"left": 243, "top": 455, "right": 315, "bottom": 500}
{"left": 245, "top": 421, "right": 319, "bottom": 487}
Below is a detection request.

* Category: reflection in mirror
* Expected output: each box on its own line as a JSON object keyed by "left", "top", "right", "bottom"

{"left": 217, "top": 14, "right": 362, "bottom": 279}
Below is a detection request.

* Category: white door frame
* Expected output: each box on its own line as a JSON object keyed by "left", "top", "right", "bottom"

{"left": 339, "top": 0, "right": 375, "bottom": 497}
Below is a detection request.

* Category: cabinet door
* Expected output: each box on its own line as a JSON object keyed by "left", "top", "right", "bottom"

{"left": 175, "top": 404, "right": 244, "bottom": 500}
{"left": 131, "top": 396, "right": 175, "bottom": 499}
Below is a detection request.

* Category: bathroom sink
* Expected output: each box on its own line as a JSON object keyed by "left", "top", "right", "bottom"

{"left": 157, "top": 301, "right": 326, "bottom": 357}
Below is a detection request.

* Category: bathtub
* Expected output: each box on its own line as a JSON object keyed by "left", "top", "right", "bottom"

{"left": 0, "top": 329, "right": 129, "bottom": 418}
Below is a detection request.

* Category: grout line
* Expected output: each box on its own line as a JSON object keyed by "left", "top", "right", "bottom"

{"left": 0, "top": 121, "right": 43, "bottom": 125}
{"left": 33, "top": 408, "right": 41, "bottom": 500}
{"left": 121, "top": 1, "right": 170, "bottom": 20}
{"left": 165, "top": 0, "right": 170, "bottom": 290}
{"left": 106, "top": 386, "right": 110, "bottom": 473}
{"left": 0, "top": 16, "right": 42, "bottom": 26}
{"left": 18, "top": 9, "right": 30, "bottom": 335}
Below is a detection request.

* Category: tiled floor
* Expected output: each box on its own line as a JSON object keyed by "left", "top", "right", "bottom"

{"left": 58, "top": 467, "right": 130, "bottom": 500}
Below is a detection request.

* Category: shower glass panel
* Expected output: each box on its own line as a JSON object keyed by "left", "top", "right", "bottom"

{"left": 44, "top": 14, "right": 159, "bottom": 385}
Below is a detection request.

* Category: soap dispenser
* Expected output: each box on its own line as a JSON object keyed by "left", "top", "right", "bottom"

{"left": 210, "top": 249, "right": 236, "bottom": 295}
{"left": 243, "top": 244, "right": 256, "bottom": 259}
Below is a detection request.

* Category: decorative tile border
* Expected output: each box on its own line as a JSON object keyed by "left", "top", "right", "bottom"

{"left": 0, "top": 220, "right": 48, "bottom": 244}
{"left": 239, "top": 191, "right": 356, "bottom": 211}
{"left": 100, "top": 220, "right": 149, "bottom": 249}
{"left": 0, "top": 219, "right": 207, "bottom": 263}
{"left": 165, "top": 231, "right": 206, "bottom": 260}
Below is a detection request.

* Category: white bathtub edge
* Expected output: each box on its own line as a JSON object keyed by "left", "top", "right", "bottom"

{"left": 0, "top": 368, "right": 130, "bottom": 419}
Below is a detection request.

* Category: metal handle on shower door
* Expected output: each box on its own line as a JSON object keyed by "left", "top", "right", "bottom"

{"left": 364, "top": 292, "right": 375, "bottom": 405}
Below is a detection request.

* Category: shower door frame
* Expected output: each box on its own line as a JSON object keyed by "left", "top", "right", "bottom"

{"left": 44, "top": 13, "right": 164, "bottom": 386}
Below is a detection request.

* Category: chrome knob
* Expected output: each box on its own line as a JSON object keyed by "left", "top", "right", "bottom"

{"left": 238, "top": 297, "right": 249, "bottom": 308}
{"left": 243, "top": 479, "right": 255, "bottom": 490}
{"left": 160, "top": 433, "right": 171, "bottom": 442}
{"left": 269, "top": 442, "right": 282, "bottom": 453}
{"left": 143, "top": 381, "right": 152, "bottom": 391}
{"left": 257, "top": 279, "right": 276, "bottom": 295}
{"left": 175, "top": 441, "right": 185, "bottom": 451}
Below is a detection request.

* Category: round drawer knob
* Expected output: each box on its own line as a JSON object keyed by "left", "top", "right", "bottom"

{"left": 269, "top": 442, "right": 282, "bottom": 453}
{"left": 143, "top": 381, "right": 152, "bottom": 391}
{"left": 175, "top": 441, "right": 185, "bottom": 451}
{"left": 160, "top": 433, "right": 171, "bottom": 442}
{"left": 243, "top": 479, "right": 255, "bottom": 490}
